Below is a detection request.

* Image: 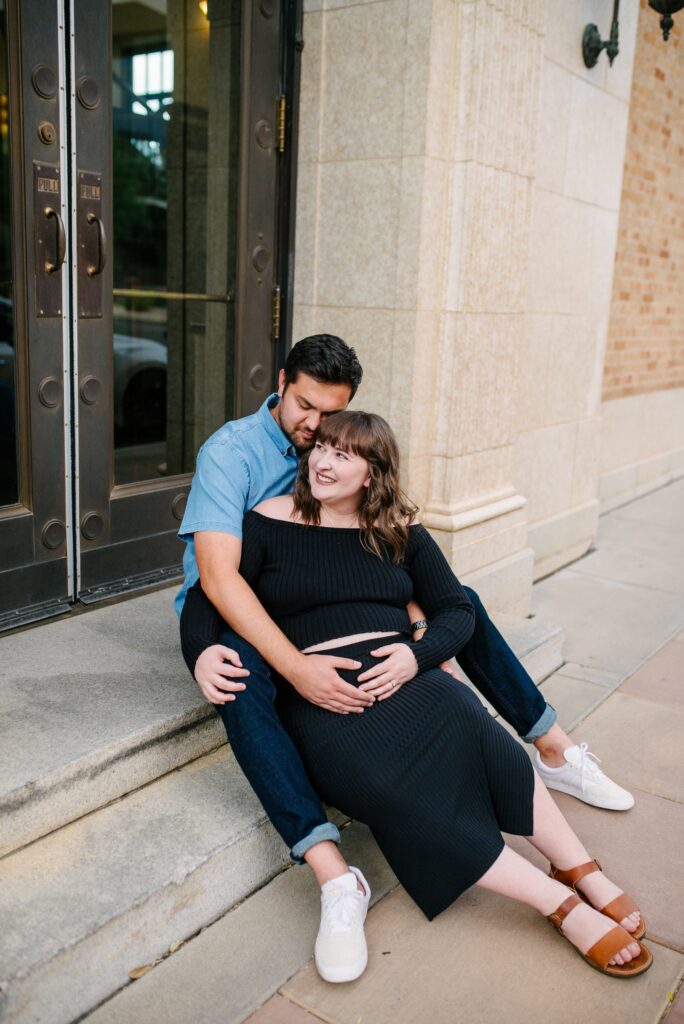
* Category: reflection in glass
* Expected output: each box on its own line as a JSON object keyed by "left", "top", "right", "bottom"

{"left": 112, "top": 1, "right": 240, "bottom": 485}
{"left": 0, "top": 6, "right": 18, "bottom": 506}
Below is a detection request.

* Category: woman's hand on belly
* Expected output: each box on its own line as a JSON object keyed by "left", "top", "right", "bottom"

{"left": 357, "top": 642, "right": 419, "bottom": 700}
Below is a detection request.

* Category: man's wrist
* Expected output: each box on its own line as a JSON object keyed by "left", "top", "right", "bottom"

{"left": 410, "top": 619, "right": 429, "bottom": 634}
{"left": 280, "top": 648, "right": 309, "bottom": 686}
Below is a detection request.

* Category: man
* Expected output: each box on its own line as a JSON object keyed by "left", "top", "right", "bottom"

{"left": 176, "top": 334, "right": 633, "bottom": 983}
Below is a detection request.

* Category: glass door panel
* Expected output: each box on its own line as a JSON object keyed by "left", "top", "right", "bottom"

{"left": 111, "top": 0, "right": 239, "bottom": 487}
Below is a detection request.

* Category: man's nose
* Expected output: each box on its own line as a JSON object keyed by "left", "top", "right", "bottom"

{"left": 304, "top": 411, "right": 321, "bottom": 432}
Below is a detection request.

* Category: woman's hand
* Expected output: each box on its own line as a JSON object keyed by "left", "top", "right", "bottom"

{"left": 194, "top": 644, "right": 250, "bottom": 705}
{"left": 357, "top": 642, "right": 418, "bottom": 700}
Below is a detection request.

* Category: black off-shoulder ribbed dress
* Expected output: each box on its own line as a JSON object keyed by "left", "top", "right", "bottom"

{"left": 181, "top": 511, "right": 535, "bottom": 920}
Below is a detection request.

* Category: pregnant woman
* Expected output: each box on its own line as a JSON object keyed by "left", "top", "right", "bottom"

{"left": 180, "top": 411, "right": 651, "bottom": 981}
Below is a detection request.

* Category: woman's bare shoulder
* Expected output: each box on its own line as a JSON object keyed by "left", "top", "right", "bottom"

{"left": 252, "top": 494, "right": 297, "bottom": 521}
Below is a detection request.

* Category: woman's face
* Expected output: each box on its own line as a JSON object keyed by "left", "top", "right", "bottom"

{"left": 308, "top": 440, "right": 371, "bottom": 506}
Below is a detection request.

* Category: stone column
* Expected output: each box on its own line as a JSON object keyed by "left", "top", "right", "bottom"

{"left": 413, "top": 0, "right": 545, "bottom": 613}
{"left": 293, "top": 0, "right": 547, "bottom": 613}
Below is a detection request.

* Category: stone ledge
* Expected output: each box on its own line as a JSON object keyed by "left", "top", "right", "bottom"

{"left": 0, "top": 747, "right": 291, "bottom": 1024}
{"left": 0, "top": 588, "right": 223, "bottom": 857}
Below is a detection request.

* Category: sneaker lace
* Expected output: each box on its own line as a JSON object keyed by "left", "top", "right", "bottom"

{"left": 575, "top": 742, "right": 604, "bottom": 789}
{"left": 321, "top": 888, "right": 362, "bottom": 934}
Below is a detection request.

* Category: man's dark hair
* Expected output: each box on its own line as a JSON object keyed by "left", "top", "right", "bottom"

{"left": 283, "top": 334, "right": 363, "bottom": 399}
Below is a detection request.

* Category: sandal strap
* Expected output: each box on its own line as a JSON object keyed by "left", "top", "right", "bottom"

{"left": 600, "top": 892, "right": 639, "bottom": 923}
{"left": 585, "top": 924, "right": 634, "bottom": 969}
{"left": 550, "top": 859, "right": 602, "bottom": 887}
{"left": 547, "top": 893, "right": 582, "bottom": 929}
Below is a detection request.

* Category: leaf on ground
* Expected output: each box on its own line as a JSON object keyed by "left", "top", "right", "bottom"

{"left": 129, "top": 958, "right": 163, "bottom": 979}
{"left": 129, "top": 964, "right": 154, "bottom": 980}
{"left": 168, "top": 939, "right": 185, "bottom": 954}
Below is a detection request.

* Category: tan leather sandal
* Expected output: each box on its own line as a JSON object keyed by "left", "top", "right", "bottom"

{"left": 548, "top": 893, "right": 653, "bottom": 978}
{"left": 550, "top": 859, "right": 646, "bottom": 940}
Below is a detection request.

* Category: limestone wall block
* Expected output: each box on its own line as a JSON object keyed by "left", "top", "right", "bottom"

{"left": 314, "top": 159, "right": 401, "bottom": 308}
{"left": 564, "top": 77, "right": 629, "bottom": 211}
{"left": 515, "top": 421, "right": 577, "bottom": 523}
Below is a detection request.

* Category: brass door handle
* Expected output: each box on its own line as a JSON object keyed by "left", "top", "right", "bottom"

{"left": 86, "top": 212, "right": 107, "bottom": 276}
{"left": 44, "top": 206, "right": 66, "bottom": 273}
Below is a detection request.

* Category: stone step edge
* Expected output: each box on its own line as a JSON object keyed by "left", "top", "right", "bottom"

{"left": 1, "top": 812, "right": 291, "bottom": 1024}
{"left": 0, "top": 708, "right": 225, "bottom": 860}
{"left": 1, "top": 614, "right": 563, "bottom": 861}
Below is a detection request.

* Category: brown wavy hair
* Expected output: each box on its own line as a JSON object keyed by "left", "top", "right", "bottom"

{"left": 292, "top": 411, "right": 418, "bottom": 562}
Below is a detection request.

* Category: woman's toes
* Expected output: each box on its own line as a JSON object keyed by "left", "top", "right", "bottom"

{"left": 620, "top": 911, "right": 641, "bottom": 933}
{"left": 611, "top": 941, "right": 642, "bottom": 966}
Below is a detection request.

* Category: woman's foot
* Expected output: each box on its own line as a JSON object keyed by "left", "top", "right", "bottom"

{"left": 552, "top": 892, "right": 641, "bottom": 966}
{"left": 550, "top": 860, "right": 642, "bottom": 935}
{"left": 574, "top": 867, "right": 641, "bottom": 934}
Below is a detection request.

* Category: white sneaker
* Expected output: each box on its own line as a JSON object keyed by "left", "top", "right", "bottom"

{"left": 534, "top": 743, "right": 635, "bottom": 811}
{"left": 314, "top": 866, "right": 371, "bottom": 983}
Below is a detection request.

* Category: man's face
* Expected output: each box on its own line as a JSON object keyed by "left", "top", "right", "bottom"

{"left": 273, "top": 369, "right": 352, "bottom": 453}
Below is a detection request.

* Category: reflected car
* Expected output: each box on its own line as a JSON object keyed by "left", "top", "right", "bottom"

{"left": 0, "top": 298, "right": 167, "bottom": 446}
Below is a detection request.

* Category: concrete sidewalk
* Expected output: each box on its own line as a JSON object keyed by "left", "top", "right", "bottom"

{"left": 86, "top": 478, "right": 684, "bottom": 1024}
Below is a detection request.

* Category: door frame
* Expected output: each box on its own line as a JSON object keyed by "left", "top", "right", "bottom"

{"left": 0, "top": 0, "right": 303, "bottom": 628}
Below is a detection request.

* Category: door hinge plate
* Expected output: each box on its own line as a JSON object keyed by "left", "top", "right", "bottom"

{"left": 277, "top": 95, "right": 286, "bottom": 153}
{"left": 272, "top": 285, "right": 281, "bottom": 341}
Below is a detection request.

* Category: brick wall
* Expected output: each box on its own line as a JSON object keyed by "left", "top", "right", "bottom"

{"left": 602, "top": 0, "right": 684, "bottom": 401}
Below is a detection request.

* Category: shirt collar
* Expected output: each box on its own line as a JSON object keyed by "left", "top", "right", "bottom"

{"left": 260, "top": 393, "right": 297, "bottom": 458}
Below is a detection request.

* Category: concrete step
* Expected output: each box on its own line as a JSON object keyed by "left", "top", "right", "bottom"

{"left": 0, "top": 584, "right": 563, "bottom": 859}
{"left": 0, "top": 746, "right": 293, "bottom": 1024}
{"left": 83, "top": 822, "right": 398, "bottom": 1024}
{"left": 0, "top": 587, "right": 224, "bottom": 857}
{"left": 487, "top": 612, "right": 563, "bottom": 685}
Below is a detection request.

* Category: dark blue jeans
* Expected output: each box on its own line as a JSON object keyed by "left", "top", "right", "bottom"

{"left": 209, "top": 586, "right": 556, "bottom": 861}
{"left": 457, "top": 588, "right": 557, "bottom": 742}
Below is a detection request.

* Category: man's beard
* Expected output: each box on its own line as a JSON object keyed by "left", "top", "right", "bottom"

{"left": 274, "top": 404, "right": 314, "bottom": 455}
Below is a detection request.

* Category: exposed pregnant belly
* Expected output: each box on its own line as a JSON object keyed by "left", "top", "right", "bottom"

{"left": 302, "top": 630, "right": 400, "bottom": 654}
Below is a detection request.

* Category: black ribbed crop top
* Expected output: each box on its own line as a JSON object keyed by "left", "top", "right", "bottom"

{"left": 180, "top": 511, "right": 476, "bottom": 675}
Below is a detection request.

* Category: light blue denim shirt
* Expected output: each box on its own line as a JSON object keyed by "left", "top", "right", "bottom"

{"left": 174, "top": 394, "right": 298, "bottom": 617}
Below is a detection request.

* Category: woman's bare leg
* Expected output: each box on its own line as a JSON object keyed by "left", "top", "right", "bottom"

{"left": 305, "top": 841, "right": 366, "bottom": 893}
{"left": 524, "top": 771, "right": 641, "bottom": 933}
{"left": 475, "top": 846, "right": 640, "bottom": 965}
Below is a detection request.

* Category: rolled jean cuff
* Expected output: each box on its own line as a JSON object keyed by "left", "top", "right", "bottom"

{"left": 521, "top": 702, "right": 557, "bottom": 743}
{"left": 291, "top": 822, "right": 341, "bottom": 863}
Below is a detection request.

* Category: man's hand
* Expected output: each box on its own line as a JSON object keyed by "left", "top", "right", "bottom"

{"left": 194, "top": 644, "right": 250, "bottom": 705}
{"left": 290, "top": 653, "right": 373, "bottom": 714}
{"left": 357, "top": 643, "right": 418, "bottom": 700}
{"left": 439, "top": 658, "right": 458, "bottom": 677}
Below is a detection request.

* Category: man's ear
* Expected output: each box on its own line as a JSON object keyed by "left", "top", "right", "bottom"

{"left": 277, "top": 368, "right": 286, "bottom": 396}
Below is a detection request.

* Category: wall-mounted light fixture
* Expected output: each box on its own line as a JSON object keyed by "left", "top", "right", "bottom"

{"left": 647, "top": 1, "right": 684, "bottom": 40}
{"left": 583, "top": 0, "right": 621, "bottom": 67}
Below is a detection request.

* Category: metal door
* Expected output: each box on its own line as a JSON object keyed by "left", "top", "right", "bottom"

{"left": 0, "top": 0, "right": 298, "bottom": 626}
